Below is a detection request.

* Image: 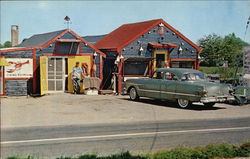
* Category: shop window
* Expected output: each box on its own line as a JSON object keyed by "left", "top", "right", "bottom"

{"left": 171, "top": 61, "right": 194, "bottom": 69}
{"left": 124, "top": 61, "right": 148, "bottom": 75}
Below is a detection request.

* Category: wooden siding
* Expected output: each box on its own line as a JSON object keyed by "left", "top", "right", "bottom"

{"left": 6, "top": 79, "right": 31, "bottom": 96}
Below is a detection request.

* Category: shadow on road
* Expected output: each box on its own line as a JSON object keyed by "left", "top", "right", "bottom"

{"left": 120, "top": 97, "right": 226, "bottom": 111}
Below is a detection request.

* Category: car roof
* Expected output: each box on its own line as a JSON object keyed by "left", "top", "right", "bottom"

{"left": 156, "top": 68, "right": 202, "bottom": 78}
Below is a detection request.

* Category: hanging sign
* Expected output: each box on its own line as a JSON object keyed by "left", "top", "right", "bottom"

{"left": 5, "top": 58, "right": 33, "bottom": 78}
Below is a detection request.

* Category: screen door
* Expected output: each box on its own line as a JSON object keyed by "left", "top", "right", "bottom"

{"left": 47, "top": 57, "right": 65, "bottom": 92}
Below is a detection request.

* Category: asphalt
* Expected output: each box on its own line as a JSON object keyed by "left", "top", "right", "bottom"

{"left": 1, "top": 117, "right": 250, "bottom": 158}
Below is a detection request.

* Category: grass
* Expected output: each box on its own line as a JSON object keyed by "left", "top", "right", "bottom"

{"left": 7, "top": 142, "right": 250, "bottom": 159}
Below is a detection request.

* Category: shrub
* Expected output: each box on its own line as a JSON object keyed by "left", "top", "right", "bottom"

{"left": 235, "top": 142, "right": 250, "bottom": 157}
{"left": 153, "top": 147, "right": 207, "bottom": 159}
{"left": 202, "top": 143, "right": 236, "bottom": 158}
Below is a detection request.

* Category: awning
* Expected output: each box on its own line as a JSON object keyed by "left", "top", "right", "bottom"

{"left": 0, "top": 57, "right": 9, "bottom": 66}
{"left": 148, "top": 42, "right": 178, "bottom": 49}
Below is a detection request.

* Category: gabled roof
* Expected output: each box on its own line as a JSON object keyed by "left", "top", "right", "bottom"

{"left": 83, "top": 35, "right": 107, "bottom": 44}
{"left": 1, "top": 29, "right": 106, "bottom": 57}
{"left": 18, "top": 29, "right": 67, "bottom": 47}
{"left": 95, "top": 19, "right": 201, "bottom": 52}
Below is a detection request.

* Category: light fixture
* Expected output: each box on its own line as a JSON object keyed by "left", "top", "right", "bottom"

{"left": 85, "top": 43, "right": 88, "bottom": 46}
{"left": 93, "top": 52, "right": 97, "bottom": 57}
{"left": 178, "top": 46, "right": 183, "bottom": 54}
{"left": 140, "top": 46, "right": 144, "bottom": 52}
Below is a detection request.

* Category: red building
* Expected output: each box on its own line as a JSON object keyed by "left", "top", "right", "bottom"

{"left": 95, "top": 19, "right": 202, "bottom": 93}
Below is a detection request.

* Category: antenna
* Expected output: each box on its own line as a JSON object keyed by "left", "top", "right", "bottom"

{"left": 64, "top": 16, "right": 72, "bottom": 29}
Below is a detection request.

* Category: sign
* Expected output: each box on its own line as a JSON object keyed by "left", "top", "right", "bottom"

{"left": 5, "top": 58, "right": 33, "bottom": 78}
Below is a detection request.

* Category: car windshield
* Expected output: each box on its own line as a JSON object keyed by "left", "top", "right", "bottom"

{"left": 182, "top": 73, "right": 206, "bottom": 81}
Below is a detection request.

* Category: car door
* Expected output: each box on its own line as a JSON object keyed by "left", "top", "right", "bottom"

{"left": 141, "top": 71, "right": 163, "bottom": 99}
{"left": 160, "top": 72, "right": 178, "bottom": 100}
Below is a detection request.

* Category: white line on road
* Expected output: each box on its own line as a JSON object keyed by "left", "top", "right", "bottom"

{"left": 2, "top": 126, "right": 250, "bottom": 145}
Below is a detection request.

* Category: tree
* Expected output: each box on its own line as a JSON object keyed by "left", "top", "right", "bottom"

{"left": 0, "top": 41, "right": 12, "bottom": 48}
{"left": 198, "top": 33, "right": 249, "bottom": 67}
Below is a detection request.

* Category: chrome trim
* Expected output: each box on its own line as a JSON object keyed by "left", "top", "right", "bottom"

{"left": 138, "top": 88, "right": 199, "bottom": 97}
{"left": 138, "top": 89, "right": 160, "bottom": 93}
{"left": 161, "top": 91, "right": 199, "bottom": 97}
{"left": 200, "top": 96, "right": 235, "bottom": 103}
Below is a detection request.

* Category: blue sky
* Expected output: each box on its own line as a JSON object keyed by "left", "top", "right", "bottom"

{"left": 1, "top": 1, "right": 250, "bottom": 44}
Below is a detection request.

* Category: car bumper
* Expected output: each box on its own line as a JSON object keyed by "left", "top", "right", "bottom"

{"left": 200, "top": 96, "right": 235, "bottom": 103}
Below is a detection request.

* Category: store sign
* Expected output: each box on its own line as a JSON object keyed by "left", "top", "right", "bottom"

{"left": 5, "top": 58, "right": 33, "bottom": 78}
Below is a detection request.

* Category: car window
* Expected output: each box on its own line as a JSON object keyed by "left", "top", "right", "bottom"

{"left": 152, "top": 71, "right": 163, "bottom": 79}
{"left": 165, "top": 72, "right": 178, "bottom": 81}
{"left": 183, "top": 73, "right": 206, "bottom": 81}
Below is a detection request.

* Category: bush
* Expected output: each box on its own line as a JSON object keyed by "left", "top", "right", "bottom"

{"left": 153, "top": 147, "right": 207, "bottom": 159}
{"left": 235, "top": 142, "right": 250, "bottom": 157}
{"left": 203, "top": 143, "right": 236, "bottom": 158}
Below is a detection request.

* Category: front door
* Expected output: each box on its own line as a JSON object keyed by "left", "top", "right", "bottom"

{"left": 154, "top": 50, "right": 168, "bottom": 71}
{"left": 47, "top": 57, "right": 65, "bottom": 93}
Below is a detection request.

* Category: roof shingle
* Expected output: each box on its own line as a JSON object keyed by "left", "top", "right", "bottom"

{"left": 18, "top": 29, "right": 67, "bottom": 47}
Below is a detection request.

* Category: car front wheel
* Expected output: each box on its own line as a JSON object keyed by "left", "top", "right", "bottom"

{"left": 177, "top": 99, "right": 191, "bottom": 108}
{"left": 129, "top": 87, "right": 139, "bottom": 101}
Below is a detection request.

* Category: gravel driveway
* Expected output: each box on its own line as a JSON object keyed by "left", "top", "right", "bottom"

{"left": 1, "top": 93, "right": 250, "bottom": 128}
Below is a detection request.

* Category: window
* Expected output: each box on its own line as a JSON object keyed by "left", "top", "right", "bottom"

{"left": 152, "top": 71, "right": 163, "bottom": 79}
{"left": 165, "top": 72, "right": 178, "bottom": 81}
{"left": 171, "top": 61, "right": 194, "bottom": 69}
{"left": 57, "top": 42, "right": 79, "bottom": 55}
{"left": 124, "top": 61, "right": 148, "bottom": 75}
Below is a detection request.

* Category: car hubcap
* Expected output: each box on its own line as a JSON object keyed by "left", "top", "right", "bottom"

{"left": 178, "top": 99, "right": 189, "bottom": 108}
{"left": 130, "top": 88, "right": 136, "bottom": 100}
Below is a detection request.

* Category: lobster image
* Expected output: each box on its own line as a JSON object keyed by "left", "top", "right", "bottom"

{"left": 6, "top": 60, "right": 30, "bottom": 73}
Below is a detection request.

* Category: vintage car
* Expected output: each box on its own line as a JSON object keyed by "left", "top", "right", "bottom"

{"left": 125, "top": 68, "right": 235, "bottom": 108}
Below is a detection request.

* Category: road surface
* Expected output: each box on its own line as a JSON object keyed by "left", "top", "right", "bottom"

{"left": 1, "top": 117, "right": 250, "bottom": 158}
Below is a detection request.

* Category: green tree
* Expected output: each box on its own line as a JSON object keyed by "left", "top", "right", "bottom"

{"left": 0, "top": 41, "right": 12, "bottom": 48}
{"left": 198, "top": 33, "right": 249, "bottom": 67}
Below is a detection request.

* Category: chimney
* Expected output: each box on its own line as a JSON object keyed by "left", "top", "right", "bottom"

{"left": 11, "top": 25, "right": 19, "bottom": 47}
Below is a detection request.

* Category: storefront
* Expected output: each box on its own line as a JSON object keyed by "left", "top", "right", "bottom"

{"left": 0, "top": 29, "right": 105, "bottom": 96}
{"left": 95, "top": 19, "right": 202, "bottom": 93}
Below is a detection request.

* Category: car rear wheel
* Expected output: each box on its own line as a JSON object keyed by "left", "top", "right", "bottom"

{"left": 129, "top": 87, "right": 139, "bottom": 101}
{"left": 177, "top": 99, "right": 191, "bottom": 108}
{"left": 204, "top": 102, "right": 215, "bottom": 107}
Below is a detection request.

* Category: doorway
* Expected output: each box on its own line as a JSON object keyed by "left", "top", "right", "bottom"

{"left": 154, "top": 50, "right": 168, "bottom": 70}
{"left": 47, "top": 57, "right": 66, "bottom": 93}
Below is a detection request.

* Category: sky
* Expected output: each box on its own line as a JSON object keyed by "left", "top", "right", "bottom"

{"left": 1, "top": 0, "right": 250, "bottom": 45}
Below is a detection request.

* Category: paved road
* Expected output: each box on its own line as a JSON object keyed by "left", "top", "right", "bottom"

{"left": 1, "top": 117, "right": 250, "bottom": 158}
